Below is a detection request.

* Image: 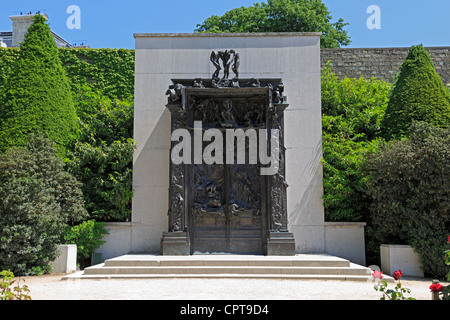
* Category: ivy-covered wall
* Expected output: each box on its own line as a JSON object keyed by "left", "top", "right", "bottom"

{"left": 3, "top": 46, "right": 449, "bottom": 101}
{"left": 0, "top": 47, "right": 135, "bottom": 101}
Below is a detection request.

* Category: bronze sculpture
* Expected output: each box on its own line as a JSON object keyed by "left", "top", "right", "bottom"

{"left": 210, "top": 50, "right": 240, "bottom": 80}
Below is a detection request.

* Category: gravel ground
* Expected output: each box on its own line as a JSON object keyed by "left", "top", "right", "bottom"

{"left": 16, "top": 273, "right": 448, "bottom": 300}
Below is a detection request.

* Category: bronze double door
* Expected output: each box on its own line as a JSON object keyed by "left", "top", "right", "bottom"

{"left": 189, "top": 160, "right": 266, "bottom": 255}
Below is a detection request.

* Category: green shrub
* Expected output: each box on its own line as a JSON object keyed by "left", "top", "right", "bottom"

{"left": 66, "top": 87, "right": 134, "bottom": 222}
{"left": 0, "top": 135, "right": 87, "bottom": 275}
{"left": 321, "top": 63, "right": 391, "bottom": 221}
{"left": 321, "top": 62, "right": 391, "bottom": 142}
{"left": 365, "top": 122, "right": 450, "bottom": 277}
{"left": 322, "top": 132, "right": 381, "bottom": 221}
{"left": 381, "top": 44, "right": 450, "bottom": 140}
{"left": 62, "top": 220, "right": 108, "bottom": 263}
{"left": 74, "top": 86, "right": 134, "bottom": 144}
{"left": 0, "top": 15, "right": 78, "bottom": 156}
{"left": 67, "top": 140, "right": 134, "bottom": 222}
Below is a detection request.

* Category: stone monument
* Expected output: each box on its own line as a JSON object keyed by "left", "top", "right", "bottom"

{"left": 160, "top": 49, "right": 295, "bottom": 255}
{"left": 133, "top": 33, "right": 325, "bottom": 256}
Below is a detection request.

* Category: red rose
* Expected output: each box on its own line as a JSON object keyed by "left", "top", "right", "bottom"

{"left": 393, "top": 270, "right": 403, "bottom": 280}
{"left": 447, "top": 235, "right": 450, "bottom": 243}
{"left": 372, "top": 270, "right": 383, "bottom": 279}
{"left": 430, "top": 283, "right": 443, "bottom": 292}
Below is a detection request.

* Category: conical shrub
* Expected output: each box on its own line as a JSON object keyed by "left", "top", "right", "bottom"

{"left": 381, "top": 44, "right": 450, "bottom": 140}
{"left": 0, "top": 14, "right": 78, "bottom": 155}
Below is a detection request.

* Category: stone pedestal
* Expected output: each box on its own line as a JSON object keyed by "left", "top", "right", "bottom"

{"left": 380, "top": 244, "right": 424, "bottom": 277}
{"left": 266, "top": 232, "right": 296, "bottom": 256}
{"left": 50, "top": 244, "right": 77, "bottom": 274}
{"left": 161, "top": 232, "right": 190, "bottom": 255}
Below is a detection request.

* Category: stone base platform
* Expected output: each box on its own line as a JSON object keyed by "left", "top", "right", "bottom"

{"left": 62, "top": 254, "right": 393, "bottom": 282}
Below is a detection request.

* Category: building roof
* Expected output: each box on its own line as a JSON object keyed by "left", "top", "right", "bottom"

{"left": 0, "top": 31, "right": 13, "bottom": 47}
{"left": 51, "top": 31, "right": 73, "bottom": 48}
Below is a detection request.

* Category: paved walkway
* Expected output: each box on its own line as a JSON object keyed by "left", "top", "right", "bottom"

{"left": 18, "top": 273, "right": 447, "bottom": 300}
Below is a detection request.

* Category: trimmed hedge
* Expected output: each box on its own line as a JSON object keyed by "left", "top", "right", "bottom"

{"left": 381, "top": 44, "right": 450, "bottom": 140}
{"left": 0, "top": 47, "right": 19, "bottom": 92}
{"left": 0, "top": 15, "right": 78, "bottom": 155}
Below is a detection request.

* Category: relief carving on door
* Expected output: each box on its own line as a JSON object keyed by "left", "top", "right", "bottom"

{"left": 161, "top": 50, "right": 295, "bottom": 255}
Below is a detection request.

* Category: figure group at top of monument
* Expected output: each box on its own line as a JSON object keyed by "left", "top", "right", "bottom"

{"left": 210, "top": 50, "right": 240, "bottom": 80}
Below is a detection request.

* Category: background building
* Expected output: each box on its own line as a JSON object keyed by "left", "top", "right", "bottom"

{"left": 0, "top": 12, "right": 78, "bottom": 48}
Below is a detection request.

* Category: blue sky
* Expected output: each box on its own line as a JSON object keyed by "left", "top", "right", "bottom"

{"left": 0, "top": 0, "right": 449, "bottom": 49}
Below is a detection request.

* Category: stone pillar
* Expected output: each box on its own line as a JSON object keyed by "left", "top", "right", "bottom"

{"left": 10, "top": 14, "right": 48, "bottom": 47}
{"left": 160, "top": 95, "right": 190, "bottom": 255}
{"left": 266, "top": 93, "right": 295, "bottom": 255}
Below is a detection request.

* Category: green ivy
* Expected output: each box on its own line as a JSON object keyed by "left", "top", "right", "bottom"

{"left": 0, "top": 46, "right": 135, "bottom": 101}
{"left": 57, "top": 48, "right": 135, "bottom": 101}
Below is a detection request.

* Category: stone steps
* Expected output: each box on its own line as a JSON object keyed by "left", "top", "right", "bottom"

{"left": 101, "top": 254, "right": 351, "bottom": 267}
{"left": 63, "top": 254, "right": 393, "bottom": 282}
{"left": 84, "top": 265, "right": 372, "bottom": 275}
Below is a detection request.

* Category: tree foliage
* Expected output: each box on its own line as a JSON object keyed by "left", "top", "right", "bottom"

{"left": 381, "top": 44, "right": 450, "bottom": 140}
{"left": 0, "top": 15, "right": 78, "bottom": 156}
{"left": 0, "top": 135, "right": 87, "bottom": 275}
{"left": 365, "top": 122, "right": 450, "bottom": 277}
{"left": 195, "top": 0, "right": 351, "bottom": 48}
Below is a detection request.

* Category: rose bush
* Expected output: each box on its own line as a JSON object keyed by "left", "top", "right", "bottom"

{"left": 429, "top": 236, "right": 450, "bottom": 300}
{"left": 430, "top": 282, "right": 449, "bottom": 300}
{"left": 446, "top": 236, "right": 450, "bottom": 281}
{"left": 430, "top": 283, "right": 443, "bottom": 292}
{"left": 373, "top": 269, "right": 415, "bottom": 300}
{"left": 393, "top": 270, "right": 403, "bottom": 281}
